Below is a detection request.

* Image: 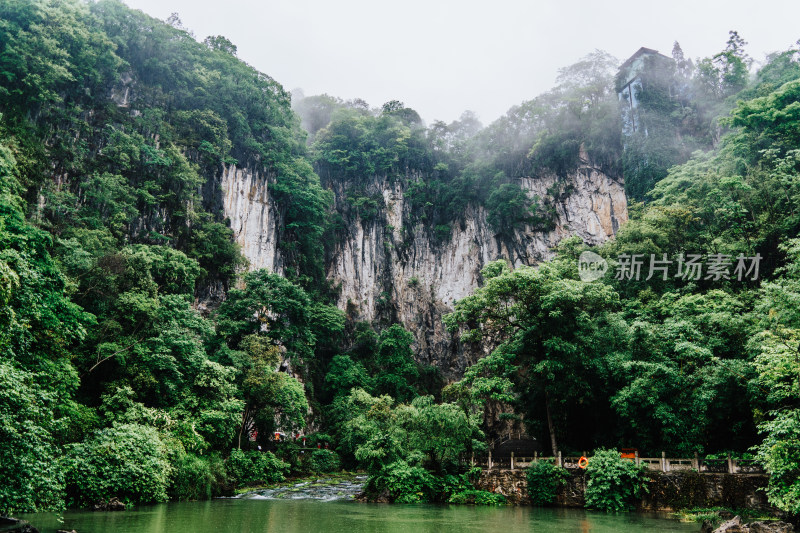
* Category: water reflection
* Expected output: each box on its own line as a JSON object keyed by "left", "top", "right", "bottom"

{"left": 19, "top": 499, "right": 698, "bottom": 533}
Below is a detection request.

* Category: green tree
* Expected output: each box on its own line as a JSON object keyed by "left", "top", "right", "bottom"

{"left": 373, "top": 324, "right": 419, "bottom": 402}
{"left": 176, "top": 360, "right": 244, "bottom": 451}
{"left": 216, "top": 270, "right": 315, "bottom": 362}
{"left": 324, "top": 354, "right": 374, "bottom": 398}
{"left": 334, "top": 389, "right": 483, "bottom": 502}
{"left": 610, "top": 290, "right": 756, "bottom": 455}
{"left": 445, "top": 248, "right": 626, "bottom": 454}
{"left": 751, "top": 239, "right": 800, "bottom": 513}
{"left": 400, "top": 395, "right": 483, "bottom": 472}
{"left": 226, "top": 449, "right": 288, "bottom": 487}
{"left": 67, "top": 423, "right": 172, "bottom": 506}
{"left": 0, "top": 361, "right": 65, "bottom": 515}
{"left": 715, "top": 31, "right": 752, "bottom": 96}
{"left": 236, "top": 335, "right": 308, "bottom": 448}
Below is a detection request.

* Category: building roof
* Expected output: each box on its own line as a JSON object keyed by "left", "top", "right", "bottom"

{"left": 619, "top": 47, "right": 671, "bottom": 72}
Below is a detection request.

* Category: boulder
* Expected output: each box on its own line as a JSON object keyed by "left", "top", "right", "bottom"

{"left": 0, "top": 517, "right": 39, "bottom": 532}
{"left": 714, "top": 516, "right": 748, "bottom": 533}
{"left": 747, "top": 521, "right": 794, "bottom": 533}
{"left": 712, "top": 516, "right": 795, "bottom": 533}
{"left": 92, "top": 497, "right": 126, "bottom": 511}
{"left": 5, "top": 525, "right": 39, "bottom": 533}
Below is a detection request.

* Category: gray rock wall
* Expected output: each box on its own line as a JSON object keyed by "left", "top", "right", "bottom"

{"left": 220, "top": 153, "right": 627, "bottom": 379}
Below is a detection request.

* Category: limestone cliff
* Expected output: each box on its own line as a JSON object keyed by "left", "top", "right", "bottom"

{"left": 219, "top": 164, "right": 285, "bottom": 274}
{"left": 220, "top": 153, "right": 626, "bottom": 379}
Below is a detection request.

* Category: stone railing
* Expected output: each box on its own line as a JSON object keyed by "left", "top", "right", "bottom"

{"left": 474, "top": 451, "right": 764, "bottom": 474}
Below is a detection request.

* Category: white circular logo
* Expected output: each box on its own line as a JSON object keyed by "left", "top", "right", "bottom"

{"left": 578, "top": 251, "right": 608, "bottom": 282}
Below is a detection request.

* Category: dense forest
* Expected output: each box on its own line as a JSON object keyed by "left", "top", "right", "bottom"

{"left": 1, "top": 0, "right": 799, "bottom": 518}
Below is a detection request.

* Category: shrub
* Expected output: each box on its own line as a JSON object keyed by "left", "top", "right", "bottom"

{"left": 584, "top": 448, "right": 648, "bottom": 512}
{"left": 526, "top": 461, "right": 569, "bottom": 505}
{"left": 448, "top": 489, "right": 507, "bottom": 505}
{"left": 754, "top": 409, "right": 800, "bottom": 514}
{"left": 0, "top": 362, "right": 65, "bottom": 514}
{"left": 170, "top": 452, "right": 228, "bottom": 500}
{"left": 303, "top": 432, "right": 334, "bottom": 448}
{"left": 439, "top": 467, "right": 480, "bottom": 494}
{"left": 227, "top": 449, "right": 288, "bottom": 487}
{"left": 310, "top": 449, "right": 341, "bottom": 473}
{"left": 433, "top": 224, "right": 451, "bottom": 241}
{"left": 67, "top": 423, "right": 171, "bottom": 507}
{"left": 486, "top": 183, "right": 534, "bottom": 234}
{"left": 370, "top": 460, "right": 435, "bottom": 503}
{"left": 273, "top": 440, "right": 302, "bottom": 474}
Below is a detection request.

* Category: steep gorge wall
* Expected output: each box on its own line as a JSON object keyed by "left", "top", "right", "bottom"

{"left": 220, "top": 154, "right": 627, "bottom": 379}
{"left": 218, "top": 164, "right": 285, "bottom": 274}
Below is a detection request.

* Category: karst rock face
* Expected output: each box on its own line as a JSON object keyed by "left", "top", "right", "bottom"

{"left": 220, "top": 164, "right": 285, "bottom": 275}
{"left": 221, "top": 151, "right": 627, "bottom": 380}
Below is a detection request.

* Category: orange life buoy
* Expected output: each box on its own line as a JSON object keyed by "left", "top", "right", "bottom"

{"left": 578, "top": 456, "right": 589, "bottom": 469}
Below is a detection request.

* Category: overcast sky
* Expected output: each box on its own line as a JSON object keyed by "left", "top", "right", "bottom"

{"left": 122, "top": 0, "right": 800, "bottom": 126}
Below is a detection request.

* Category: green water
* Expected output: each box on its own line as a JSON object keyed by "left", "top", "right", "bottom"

{"left": 18, "top": 499, "right": 700, "bottom": 533}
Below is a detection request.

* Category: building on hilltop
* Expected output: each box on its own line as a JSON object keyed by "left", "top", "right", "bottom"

{"left": 617, "top": 47, "right": 675, "bottom": 137}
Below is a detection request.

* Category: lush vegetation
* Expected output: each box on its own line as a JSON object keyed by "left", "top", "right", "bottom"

{"left": 444, "top": 42, "right": 800, "bottom": 515}
{"left": 0, "top": 0, "right": 483, "bottom": 514}
{"left": 0, "top": 0, "right": 331, "bottom": 514}
{"left": 584, "top": 449, "right": 648, "bottom": 512}
{"left": 1, "top": 0, "right": 800, "bottom": 519}
{"left": 525, "top": 461, "right": 569, "bottom": 506}
{"left": 323, "top": 389, "right": 490, "bottom": 503}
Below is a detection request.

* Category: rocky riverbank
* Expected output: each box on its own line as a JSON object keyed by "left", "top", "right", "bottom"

{"left": 707, "top": 515, "right": 794, "bottom": 533}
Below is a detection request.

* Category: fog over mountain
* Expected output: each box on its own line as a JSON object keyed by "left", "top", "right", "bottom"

{"left": 124, "top": 0, "right": 800, "bottom": 123}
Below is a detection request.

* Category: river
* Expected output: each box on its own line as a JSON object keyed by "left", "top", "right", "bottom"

{"left": 17, "top": 499, "right": 699, "bottom": 533}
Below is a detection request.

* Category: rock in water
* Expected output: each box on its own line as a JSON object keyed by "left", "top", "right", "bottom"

{"left": 747, "top": 522, "right": 795, "bottom": 533}
{"left": 714, "top": 516, "right": 748, "bottom": 533}
{"left": 5, "top": 525, "right": 39, "bottom": 533}
{"left": 0, "top": 517, "right": 39, "bottom": 532}
{"left": 712, "top": 515, "right": 795, "bottom": 533}
{"left": 92, "top": 497, "right": 126, "bottom": 511}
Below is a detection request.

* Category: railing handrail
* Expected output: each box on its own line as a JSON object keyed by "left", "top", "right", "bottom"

{"left": 473, "top": 452, "right": 764, "bottom": 474}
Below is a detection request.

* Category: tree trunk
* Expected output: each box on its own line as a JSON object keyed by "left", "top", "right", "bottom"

{"left": 238, "top": 407, "right": 249, "bottom": 450}
{"left": 545, "top": 390, "right": 558, "bottom": 456}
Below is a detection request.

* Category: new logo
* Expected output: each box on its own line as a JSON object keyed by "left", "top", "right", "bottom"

{"left": 578, "top": 251, "right": 608, "bottom": 282}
